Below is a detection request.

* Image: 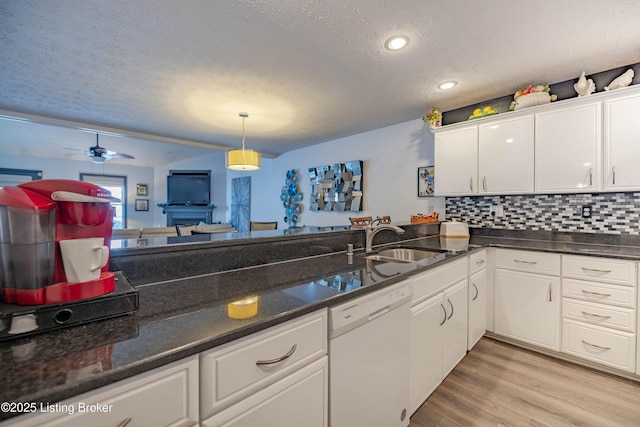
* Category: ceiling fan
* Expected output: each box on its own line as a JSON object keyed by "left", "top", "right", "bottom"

{"left": 66, "top": 134, "right": 135, "bottom": 163}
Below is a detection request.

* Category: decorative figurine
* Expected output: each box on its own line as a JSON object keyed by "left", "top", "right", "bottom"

{"left": 604, "top": 69, "right": 634, "bottom": 91}
{"left": 574, "top": 71, "right": 596, "bottom": 97}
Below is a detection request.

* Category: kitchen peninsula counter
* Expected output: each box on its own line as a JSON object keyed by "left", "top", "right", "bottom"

{"left": 2, "top": 226, "right": 640, "bottom": 422}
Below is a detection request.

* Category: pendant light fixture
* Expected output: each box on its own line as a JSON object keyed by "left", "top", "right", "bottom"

{"left": 226, "top": 112, "right": 261, "bottom": 171}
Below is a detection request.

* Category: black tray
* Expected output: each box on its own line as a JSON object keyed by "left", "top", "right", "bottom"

{"left": 0, "top": 271, "right": 138, "bottom": 341}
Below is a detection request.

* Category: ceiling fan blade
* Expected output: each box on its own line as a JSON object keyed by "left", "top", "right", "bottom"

{"left": 63, "top": 147, "right": 83, "bottom": 152}
{"left": 106, "top": 152, "right": 135, "bottom": 159}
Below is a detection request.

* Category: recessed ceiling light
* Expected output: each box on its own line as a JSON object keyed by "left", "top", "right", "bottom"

{"left": 384, "top": 35, "right": 409, "bottom": 50}
{"left": 438, "top": 81, "right": 457, "bottom": 90}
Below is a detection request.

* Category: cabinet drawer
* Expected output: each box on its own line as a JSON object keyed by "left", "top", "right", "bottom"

{"left": 562, "top": 278, "right": 636, "bottom": 308}
{"left": 468, "top": 249, "right": 487, "bottom": 275}
{"left": 412, "top": 257, "right": 467, "bottom": 303}
{"left": 563, "top": 255, "right": 636, "bottom": 286}
{"left": 562, "top": 299, "right": 635, "bottom": 332}
{"left": 495, "top": 249, "right": 560, "bottom": 275}
{"left": 10, "top": 356, "right": 199, "bottom": 427}
{"left": 200, "top": 310, "right": 327, "bottom": 419}
{"left": 562, "top": 320, "right": 636, "bottom": 372}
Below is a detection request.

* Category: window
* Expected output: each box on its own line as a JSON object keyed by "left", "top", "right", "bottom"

{"left": 80, "top": 173, "right": 127, "bottom": 229}
{"left": 0, "top": 168, "right": 42, "bottom": 188}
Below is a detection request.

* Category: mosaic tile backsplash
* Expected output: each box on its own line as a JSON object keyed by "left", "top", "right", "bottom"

{"left": 445, "top": 193, "right": 640, "bottom": 235}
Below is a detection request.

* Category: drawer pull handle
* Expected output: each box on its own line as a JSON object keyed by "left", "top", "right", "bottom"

{"left": 581, "top": 311, "right": 611, "bottom": 320}
{"left": 472, "top": 283, "right": 479, "bottom": 301}
{"left": 256, "top": 344, "right": 297, "bottom": 366}
{"left": 581, "top": 340, "right": 611, "bottom": 351}
{"left": 548, "top": 284, "right": 552, "bottom": 302}
{"left": 440, "top": 304, "right": 447, "bottom": 326}
{"left": 514, "top": 259, "right": 537, "bottom": 265}
{"left": 447, "top": 299, "right": 454, "bottom": 320}
{"left": 581, "top": 290, "right": 612, "bottom": 298}
{"left": 117, "top": 418, "right": 132, "bottom": 427}
{"left": 475, "top": 259, "right": 485, "bottom": 265}
{"left": 581, "top": 267, "right": 612, "bottom": 274}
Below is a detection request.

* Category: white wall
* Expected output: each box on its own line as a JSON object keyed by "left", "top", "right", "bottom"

{"left": 154, "top": 151, "right": 228, "bottom": 226}
{"left": 3, "top": 118, "right": 443, "bottom": 229}
{"left": 245, "top": 119, "right": 445, "bottom": 228}
{"left": 0, "top": 154, "right": 154, "bottom": 229}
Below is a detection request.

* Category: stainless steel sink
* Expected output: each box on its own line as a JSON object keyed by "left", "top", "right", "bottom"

{"left": 365, "top": 248, "right": 445, "bottom": 263}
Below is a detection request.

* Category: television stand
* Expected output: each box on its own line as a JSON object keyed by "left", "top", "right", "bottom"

{"left": 157, "top": 204, "right": 216, "bottom": 226}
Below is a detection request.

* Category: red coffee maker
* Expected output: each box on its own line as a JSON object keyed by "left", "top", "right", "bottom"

{"left": 0, "top": 179, "right": 118, "bottom": 305}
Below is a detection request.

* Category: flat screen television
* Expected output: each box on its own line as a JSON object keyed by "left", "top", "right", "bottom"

{"left": 167, "top": 171, "right": 210, "bottom": 206}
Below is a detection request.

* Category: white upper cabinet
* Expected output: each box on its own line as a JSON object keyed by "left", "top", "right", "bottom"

{"left": 478, "top": 116, "right": 534, "bottom": 194}
{"left": 535, "top": 102, "right": 602, "bottom": 193}
{"left": 434, "top": 126, "right": 478, "bottom": 196}
{"left": 604, "top": 91, "right": 640, "bottom": 191}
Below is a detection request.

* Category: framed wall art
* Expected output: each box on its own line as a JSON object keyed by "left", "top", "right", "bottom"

{"left": 418, "top": 166, "right": 434, "bottom": 197}
{"left": 136, "top": 183, "right": 148, "bottom": 196}
{"left": 135, "top": 199, "right": 149, "bottom": 211}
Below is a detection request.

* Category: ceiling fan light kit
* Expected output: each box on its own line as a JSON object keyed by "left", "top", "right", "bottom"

{"left": 226, "top": 112, "right": 262, "bottom": 171}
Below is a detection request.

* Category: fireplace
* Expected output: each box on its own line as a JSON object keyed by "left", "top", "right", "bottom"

{"left": 158, "top": 204, "right": 216, "bottom": 226}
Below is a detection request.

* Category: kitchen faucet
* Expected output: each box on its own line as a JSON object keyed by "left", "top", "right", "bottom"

{"left": 365, "top": 220, "right": 405, "bottom": 252}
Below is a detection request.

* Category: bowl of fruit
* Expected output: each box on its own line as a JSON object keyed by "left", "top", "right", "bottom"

{"left": 510, "top": 85, "right": 557, "bottom": 110}
{"left": 468, "top": 105, "right": 497, "bottom": 120}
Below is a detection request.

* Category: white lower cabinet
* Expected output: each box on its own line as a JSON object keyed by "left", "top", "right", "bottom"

{"left": 410, "top": 274, "right": 468, "bottom": 414}
{"left": 468, "top": 250, "right": 487, "bottom": 350}
{"left": 561, "top": 255, "right": 637, "bottom": 373}
{"left": 200, "top": 310, "right": 328, "bottom": 421}
{"left": 201, "top": 357, "right": 328, "bottom": 427}
{"left": 494, "top": 250, "right": 561, "bottom": 351}
{"left": 8, "top": 356, "right": 200, "bottom": 427}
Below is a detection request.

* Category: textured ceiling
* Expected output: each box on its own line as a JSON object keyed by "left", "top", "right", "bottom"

{"left": 1, "top": 0, "right": 640, "bottom": 165}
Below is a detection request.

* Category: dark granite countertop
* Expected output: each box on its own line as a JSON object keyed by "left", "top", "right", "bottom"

{"left": 2, "top": 228, "right": 640, "bottom": 422}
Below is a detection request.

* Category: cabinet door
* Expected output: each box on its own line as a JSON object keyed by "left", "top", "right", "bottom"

{"left": 410, "top": 293, "right": 445, "bottom": 413}
{"left": 203, "top": 357, "right": 328, "bottom": 427}
{"left": 604, "top": 93, "right": 640, "bottom": 191}
{"left": 443, "top": 279, "right": 468, "bottom": 376}
{"left": 535, "top": 103, "right": 601, "bottom": 193}
{"left": 468, "top": 269, "right": 486, "bottom": 350}
{"left": 478, "top": 116, "right": 534, "bottom": 194}
{"left": 434, "top": 126, "right": 478, "bottom": 196}
{"left": 495, "top": 270, "right": 560, "bottom": 350}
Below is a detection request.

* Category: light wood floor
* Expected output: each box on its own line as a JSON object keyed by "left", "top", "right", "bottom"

{"left": 410, "top": 337, "right": 640, "bottom": 427}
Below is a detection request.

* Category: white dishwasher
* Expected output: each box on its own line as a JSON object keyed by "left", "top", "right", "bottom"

{"left": 329, "top": 280, "right": 411, "bottom": 427}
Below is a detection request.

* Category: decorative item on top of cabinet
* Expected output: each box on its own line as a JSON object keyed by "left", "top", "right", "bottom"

{"left": 423, "top": 107, "right": 442, "bottom": 129}
{"left": 561, "top": 255, "right": 637, "bottom": 373}
{"left": 509, "top": 84, "right": 557, "bottom": 111}
{"left": 574, "top": 71, "right": 596, "bottom": 97}
{"left": 604, "top": 69, "right": 634, "bottom": 91}
{"left": 468, "top": 106, "right": 497, "bottom": 120}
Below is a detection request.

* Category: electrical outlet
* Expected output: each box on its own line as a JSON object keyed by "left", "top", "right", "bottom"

{"left": 580, "top": 205, "right": 592, "bottom": 218}
{"left": 490, "top": 205, "right": 504, "bottom": 218}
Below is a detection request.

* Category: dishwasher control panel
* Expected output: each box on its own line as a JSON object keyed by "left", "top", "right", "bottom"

{"left": 329, "top": 281, "right": 411, "bottom": 339}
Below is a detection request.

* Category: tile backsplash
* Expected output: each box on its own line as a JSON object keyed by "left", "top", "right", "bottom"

{"left": 445, "top": 193, "right": 640, "bottom": 235}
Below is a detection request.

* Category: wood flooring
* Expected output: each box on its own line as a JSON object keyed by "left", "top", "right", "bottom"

{"left": 410, "top": 337, "right": 640, "bottom": 427}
